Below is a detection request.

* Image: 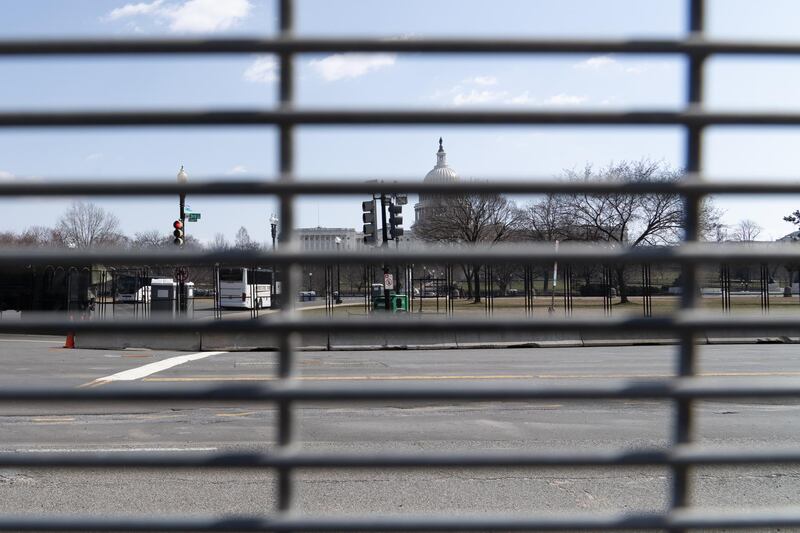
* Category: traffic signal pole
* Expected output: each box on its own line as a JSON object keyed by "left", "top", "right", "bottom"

{"left": 389, "top": 197, "right": 402, "bottom": 294}
{"left": 379, "top": 193, "right": 391, "bottom": 311}
{"left": 178, "top": 191, "right": 187, "bottom": 314}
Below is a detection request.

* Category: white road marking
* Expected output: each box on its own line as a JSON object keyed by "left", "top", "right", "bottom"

{"left": 90, "top": 351, "right": 227, "bottom": 384}
{"left": 17, "top": 447, "right": 217, "bottom": 453}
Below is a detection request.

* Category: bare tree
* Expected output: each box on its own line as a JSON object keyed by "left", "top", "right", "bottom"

{"left": 132, "top": 230, "right": 169, "bottom": 249}
{"left": 17, "top": 226, "right": 55, "bottom": 247}
{"left": 234, "top": 226, "right": 258, "bottom": 250}
{"left": 209, "top": 233, "right": 231, "bottom": 251}
{"left": 731, "top": 219, "right": 763, "bottom": 242}
{"left": 415, "top": 192, "right": 520, "bottom": 303}
{"left": 521, "top": 193, "right": 600, "bottom": 292}
{"left": 0, "top": 232, "right": 16, "bottom": 246}
{"left": 492, "top": 263, "right": 521, "bottom": 296}
{"left": 522, "top": 193, "right": 570, "bottom": 242}
{"left": 563, "top": 161, "right": 719, "bottom": 303}
{"left": 710, "top": 221, "right": 729, "bottom": 243}
{"left": 55, "top": 201, "right": 123, "bottom": 249}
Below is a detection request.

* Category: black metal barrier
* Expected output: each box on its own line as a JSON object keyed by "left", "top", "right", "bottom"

{"left": 3, "top": 0, "right": 800, "bottom": 530}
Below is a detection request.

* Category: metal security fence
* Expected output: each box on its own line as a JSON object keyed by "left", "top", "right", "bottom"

{"left": 2, "top": 0, "right": 800, "bottom": 530}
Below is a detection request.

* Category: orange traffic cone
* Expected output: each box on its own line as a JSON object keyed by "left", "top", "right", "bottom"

{"left": 64, "top": 332, "right": 75, "bottom": 349}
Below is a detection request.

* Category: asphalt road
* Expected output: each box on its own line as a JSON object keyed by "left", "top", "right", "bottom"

{"left": 0, "top": 336, "right": 799, "bottom": 523}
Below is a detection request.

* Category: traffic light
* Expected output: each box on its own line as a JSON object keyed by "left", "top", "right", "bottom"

{"left": 362, "top": 200, "right": 376, "bottom": 244}
{"left": 173, "top": 220, "right": 184, "bottom": 246}
{"left": 389, "top": 204, "right": 404, "bottom": 239}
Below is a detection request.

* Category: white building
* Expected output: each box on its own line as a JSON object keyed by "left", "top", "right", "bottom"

{"left": 297, "top": 227, "right": 357, "bottom": 251}
{"left": 414, "top": 137, "right": 460, "bottom": 225}
{"left": 354, "top": 229, "right": 413, "bottom": 249}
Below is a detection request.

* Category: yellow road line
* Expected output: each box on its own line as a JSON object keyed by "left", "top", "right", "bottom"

{"left": 77, "top": 379, "right": 108, "bottom": 388}
{"left": 142, "top": 370, "right": 800, "bottom": 383}
{"left": 31, "top": 417, "right": 75, "bottom": 424}
{"left": 132, "top": 414, "right": 185, "bottom": 421}
{"left": 145, "top": 374, "right": 538, "bottom": 382}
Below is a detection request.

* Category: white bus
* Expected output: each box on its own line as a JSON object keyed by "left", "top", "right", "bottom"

{"left": 115, "top": 274, "right": 152, "bottom": 303}
{"left": 218, "top": 267, "right": 273, "bottom": 309}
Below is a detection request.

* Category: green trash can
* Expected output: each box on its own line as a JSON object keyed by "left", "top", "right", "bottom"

{"left": 391, "top": 294, "right": 408, "bottom": 312}
{"left": 373, "top": 292, "right": 408, "bottom": 312}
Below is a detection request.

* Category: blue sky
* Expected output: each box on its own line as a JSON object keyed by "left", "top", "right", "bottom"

{"left": 2, "top": 0, "right": 800, "bottom": 244}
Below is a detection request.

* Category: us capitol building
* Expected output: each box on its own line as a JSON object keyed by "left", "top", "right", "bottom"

{"left": 297, "top": 138, "right": 458, "bottom": 250}
{"left": 414, "top": 137, "right": 460, "bottom": 226}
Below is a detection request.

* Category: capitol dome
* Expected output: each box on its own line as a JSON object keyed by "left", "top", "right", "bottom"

{"left": 424, "top": 138, "right": 459, "bottom": 184}
{"left": 415, "top": 138, "right": 459, "bottom": 226}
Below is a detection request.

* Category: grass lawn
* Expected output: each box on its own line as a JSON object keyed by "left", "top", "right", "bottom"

{"left": 297, "top": 295, "right": 800, "bottom": 318}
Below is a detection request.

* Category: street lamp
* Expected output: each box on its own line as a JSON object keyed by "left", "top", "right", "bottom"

{"left": 269, "top": 213, "right": 279, "bottom": 308}
{"left": 269, "top": 213, "right": 279, "bottom": 250}
{"left": 334, "top": 236, "right": 342, "bottom": 304}
{"left": 308, "top": 271, "right": 313, "bottom": 292}
{"left": 176, "top": 165, "right": 188, "bottom": 235}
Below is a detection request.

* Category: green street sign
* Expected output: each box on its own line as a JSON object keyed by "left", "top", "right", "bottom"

{"left": 187, "top": 213, "right": 201, "bottom": 222}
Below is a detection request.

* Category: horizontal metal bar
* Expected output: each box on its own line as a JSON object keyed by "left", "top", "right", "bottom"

{"left": 0, "top": 176, "right": 799, "bottom": 197}
{"left": 2, "top": 313, "right": 800, "bottom": 335}
{"left": 1, "top": 378, "right": 800, "bottom": 403}
{"left": 3, "top": 36, "right": 800, "bottom": 56}
{"left": 0, "top": 242, "right": 798, "bottom": 267}
{"left": 7, "top": 109, "right": 800, "bottom": 127}
{"left": 4, "top": 445, "right": 800, "bottom": 469}
{"left": 2, "top": 508, "right": 800, "bottom": 531}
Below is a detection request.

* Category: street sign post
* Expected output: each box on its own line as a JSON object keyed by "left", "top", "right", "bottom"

{"left": 384, "top": 273, "right": 394, "bottom": 290}
{"left": 187, "top": 213, "right": 201, "bottom": 222}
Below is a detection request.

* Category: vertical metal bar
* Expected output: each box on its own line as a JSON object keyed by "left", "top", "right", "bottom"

{"left": 648, "top": 265, "right": 652, "bottom": 317}
{"left": 643, "top": 265, "right": 647, "bottom": 317}
{"left": 720, "top": 264, "right": 725, "bottom": 313}
{"left": 727, "top": 265, "right": 731, "bottom": 312}
{"left": 483, "top": 266, "right": 488, "bottom": 316}
{"left": 365, "top": 265, "right": 368, "bottom": 311}
{"left": 276, "top": 0, "right": 296, "bottom": 516}
{"left": 569, "top": 265, "right": 573, "bottom": 316}
{"left": 446, "top": 265, "right": 451, "bottom": 316}
{"left": 672, "top": 1, "right": 705, "bottom": 527}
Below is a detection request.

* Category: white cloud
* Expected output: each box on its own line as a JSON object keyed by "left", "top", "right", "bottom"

{"left": 85, "top": 153, "right": 103, "bottom": 162}
{"left": 0, "top": 171, "right": 14, "bottom": 181}
{"left": 452, "top": 89, "right": 509, "bottom": 106}
{"left": 469, "top": 76, "right": 498, "bottom": 86}
{"left": 309, "top": 54, "right": 397, "bottom": 81}
{"left": 103, "top": 0, "right": 251, "bottom": 33}
{"left": 574, "top": 55, "right": 617, "bottom": 70}
{"left": 106, "top": 0, "right": 164, "bottom": 21}
{"left": 166, "top": 0, "right": 251, "bottom": 33}
{"left": 226, "top": 165, "right": 248, "bottom": 175}
{"left": 544, "top": 93, "right": 588, "bottom": 106}
{"left": 505, "top": 91, "right": 534, "bottom": 105}
{"left": 574, "top": 55, "right": 649, "bottom": 75}
{"left": 624, "top": 66, "right": 647, "bottom": 74}
{"left": 434, "top": 83, "right": 590, "bottom": 108}
{"left": 243, "top": 56, "right": 277, "bottom": 84}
